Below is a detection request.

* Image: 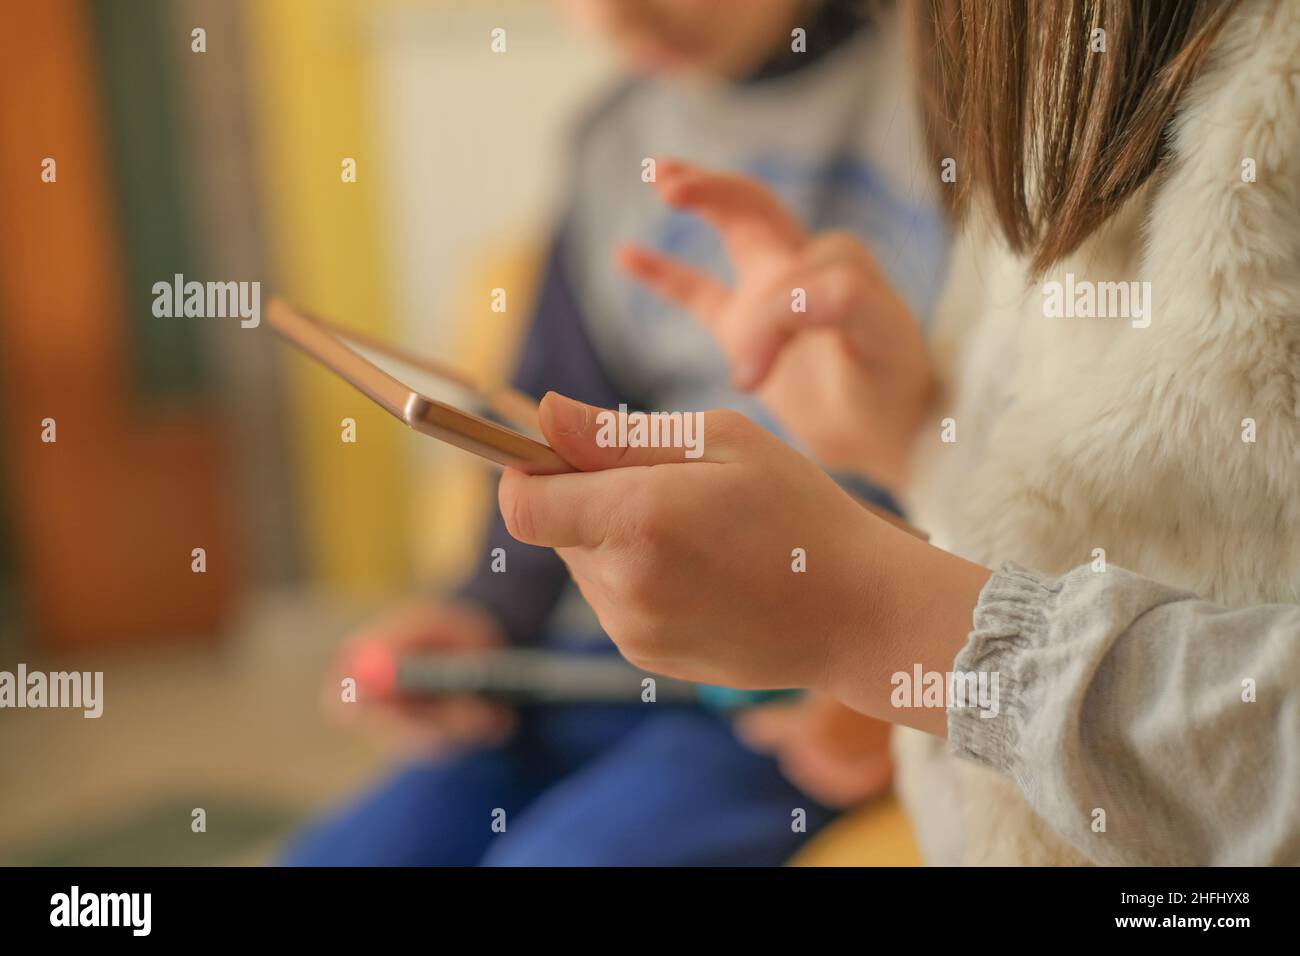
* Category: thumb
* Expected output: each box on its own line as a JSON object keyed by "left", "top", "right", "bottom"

{"left": 538, "top": 392, "right": 712, "bottom": 470}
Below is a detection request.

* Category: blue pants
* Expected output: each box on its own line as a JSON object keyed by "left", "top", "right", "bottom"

{"left": 280, "top": 706, "right": 834, "bottom": 866}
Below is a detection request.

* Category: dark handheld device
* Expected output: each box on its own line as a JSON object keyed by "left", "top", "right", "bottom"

{"left": 353, "top": 644, "right": 702, "bottom": 706}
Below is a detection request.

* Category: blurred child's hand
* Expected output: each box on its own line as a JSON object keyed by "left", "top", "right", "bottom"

{"left": 324, "top": 599, "right": 515, "bottom": 757}
{"left": 619, "top": 159, "right": 936, "bottom": 494}
{"left": 735, "top": 693, "right": 893, "bottom": 809}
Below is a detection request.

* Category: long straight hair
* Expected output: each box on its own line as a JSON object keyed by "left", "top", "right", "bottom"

{"left": 911, "top": 0, "right": 1236, "bottom": 274}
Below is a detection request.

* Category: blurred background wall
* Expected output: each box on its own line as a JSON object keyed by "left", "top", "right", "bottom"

{"left": 0, "top": 0, "right": 612, "bottom": 863}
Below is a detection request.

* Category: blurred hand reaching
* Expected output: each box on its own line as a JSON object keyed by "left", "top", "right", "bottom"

{"left": 619, "top": 158, "right": 937, "bottom": 493}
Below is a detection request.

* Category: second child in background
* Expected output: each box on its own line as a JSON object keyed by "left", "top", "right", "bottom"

{"left": 283, "top": 0, "right": 945, "bottom": 867}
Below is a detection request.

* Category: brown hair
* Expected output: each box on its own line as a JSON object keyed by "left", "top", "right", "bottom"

{"left": 912, "top": 0, "right": 1236, "bottom": 274}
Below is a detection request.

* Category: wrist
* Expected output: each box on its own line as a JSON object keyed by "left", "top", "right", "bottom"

{"left": 823, "top": 519, "right": 991, "bottom": 735}
{"left": 860, "top": 363, "right": 942, "bottom": 497}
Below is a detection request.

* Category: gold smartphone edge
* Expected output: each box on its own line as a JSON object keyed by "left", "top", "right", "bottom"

{"left": 267, "top": 297, "right": 569, "bottom": 475}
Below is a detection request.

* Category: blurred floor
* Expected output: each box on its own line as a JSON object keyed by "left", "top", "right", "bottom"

{"left": 0, "top": 591, "right": 391, "bottom": 865}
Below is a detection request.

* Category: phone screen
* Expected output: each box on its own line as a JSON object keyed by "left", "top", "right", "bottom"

{"left": 343, "top": 335, "right": 542, "bottom": 440}
{"left": 345, "top": 339, "right": 485, "bottom": 414}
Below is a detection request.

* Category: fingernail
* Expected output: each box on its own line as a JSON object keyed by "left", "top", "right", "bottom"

{"left": 547, "top": 392, "right": 589, "bottom": 435}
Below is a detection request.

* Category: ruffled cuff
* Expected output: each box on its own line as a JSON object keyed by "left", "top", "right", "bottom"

{"left": 946, "top": 563, "right": 1060, "bottom": 775}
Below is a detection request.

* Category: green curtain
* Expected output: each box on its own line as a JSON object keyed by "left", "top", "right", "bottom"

{"left": 89, "top": 0, "right": 208, "bottom": 396}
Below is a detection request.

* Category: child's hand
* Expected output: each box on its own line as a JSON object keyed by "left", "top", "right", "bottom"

{"left": 735, "top": 693, "right": 893, "bottom": 809}
{"left": 500, "top": 391, "right": 991, "bottom": 731}
{"left": 497, "top": 391, "right": 986, "bottom": 730}
{"left": 619, "top": 159, "right": 936, "bottom": 494}
{"left": 324, "top": 599, "right": 515, "bottom": 756}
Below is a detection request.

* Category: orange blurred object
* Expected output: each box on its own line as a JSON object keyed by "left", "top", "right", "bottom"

{"left": 0, "top": 1, "right": 234, "bottom": 646}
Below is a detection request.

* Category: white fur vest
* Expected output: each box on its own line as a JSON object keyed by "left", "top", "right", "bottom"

{"left": 895, "top": 0, "right": 1300, "bottom": 865}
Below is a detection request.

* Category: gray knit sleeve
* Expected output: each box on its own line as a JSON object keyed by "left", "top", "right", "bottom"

{"left": 947, "top": 562, "right": 1300, "bottom": 866}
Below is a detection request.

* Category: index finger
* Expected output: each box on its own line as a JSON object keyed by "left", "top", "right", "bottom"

{"left": 616, "top": 243, "right": 730, "bottom": 329}
{"left": 498, "top": 467, "right": 623, "bottom": 550}
{"left": 654, "top": 158, "right": 806, "bottom": 268}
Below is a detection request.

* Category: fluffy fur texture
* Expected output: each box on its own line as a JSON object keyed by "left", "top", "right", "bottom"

{"left": 897, "top": 0, "right": 1300, "bottom": 865}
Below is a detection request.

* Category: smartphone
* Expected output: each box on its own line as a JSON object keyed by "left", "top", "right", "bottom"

{"left": 266, "top": 297, "right": 568, "bottom": 474}
{"left": 266, "top": 297, "right": 928, "bottom": 540}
